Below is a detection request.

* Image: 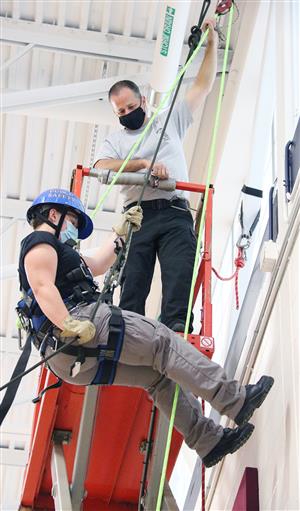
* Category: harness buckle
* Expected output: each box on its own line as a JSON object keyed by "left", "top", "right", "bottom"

{"left": 98, "top": 348, "right": 115, "bottom": 360}
{"left": 40, "top": 333, "right": 58, "bottom": 356}
{"left": 70, "top": 346, "right": 86, "bottom": 378}
{"left": 79, "top": 262, "right": 92, "bottom": 280}
{"left": 70, "top": 361, "right": 82, "bottom": 378}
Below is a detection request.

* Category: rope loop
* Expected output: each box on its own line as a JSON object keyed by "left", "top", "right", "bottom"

{"left": 212, "top": 247, "right": 245, "bottom": 310}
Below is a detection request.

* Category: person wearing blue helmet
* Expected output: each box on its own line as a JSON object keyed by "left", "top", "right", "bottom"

{"left": 19, "top": 188, "right": 143, "bottom": 340}
{"left": 17, "top": 188, "right": 274, "bottom": 469}
{"left": 26, "top": 188, "right": 94, "bottom": 240}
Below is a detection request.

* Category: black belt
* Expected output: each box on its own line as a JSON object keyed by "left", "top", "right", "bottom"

{"left": 124, "top": 198, "right": 190, "bottom": 211}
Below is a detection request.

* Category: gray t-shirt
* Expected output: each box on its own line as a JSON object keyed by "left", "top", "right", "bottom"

{"left": 96, "top": 99, "right": 193, "bottom": 206}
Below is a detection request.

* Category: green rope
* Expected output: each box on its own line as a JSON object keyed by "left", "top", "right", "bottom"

{"left": 90, "top": 28, "right": 210, "bottom": 220}
{"left": 155, "top": 7, "right": 234, "bottom": 510}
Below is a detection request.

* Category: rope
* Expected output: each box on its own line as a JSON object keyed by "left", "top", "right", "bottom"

{"left": 212, "top": 247, "right": 245, "bottom": 309}
{"left": 201, "top": 398, "right": 205, "bottom": 511}
{"left": 155, "top": 6, "right": 234, "bottom": 511}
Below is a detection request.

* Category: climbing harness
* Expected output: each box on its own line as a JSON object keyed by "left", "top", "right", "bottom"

{"left": 0, "top": 194, "right": 124, "bottom": 425}
{"left": 91, "top": 306, "right": 125, "bottom": 385}
{"left": 0, "top": 258, "right": 125, "bottom": 424}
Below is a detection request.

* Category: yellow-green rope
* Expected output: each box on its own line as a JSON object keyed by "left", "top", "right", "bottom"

{"left": 155, "top": 7, "right": 234, "bottom": 510}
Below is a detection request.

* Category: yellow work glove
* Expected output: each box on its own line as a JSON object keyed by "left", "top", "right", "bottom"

{"left": 61, "top": 316, "right": 96, "bottom": 345}
{"left": 113, "top": 205, "right": 143, "bottom": 237}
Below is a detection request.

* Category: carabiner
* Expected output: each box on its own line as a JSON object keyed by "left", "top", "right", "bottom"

{"left": 236, "top": 234, "right": 250, "bottom": 250}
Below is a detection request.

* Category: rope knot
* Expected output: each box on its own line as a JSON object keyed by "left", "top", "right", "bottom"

{"left": 234, "top": 256, "right": 245, "bottom": 269}
{"left": 234, "top": 248, "right": 245, "bottom": 269}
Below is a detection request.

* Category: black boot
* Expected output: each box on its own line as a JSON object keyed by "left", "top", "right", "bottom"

{"left": 171, "top": 322, "right": 186, "bottom": 333}
{"left": 235, "top": 375, "right": 274, "bottom": 427}
{"left": 202, "top": 423, "right": 254, "bottom": 468}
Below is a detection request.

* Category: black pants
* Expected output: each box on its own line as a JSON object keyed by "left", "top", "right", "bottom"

{"left": 119, "top": 205, "right": 197, "bottom": 330}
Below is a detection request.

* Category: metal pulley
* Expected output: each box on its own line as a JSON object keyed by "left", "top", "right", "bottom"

{"left": 216, "top": 0, "right": 234, "bottom": 15}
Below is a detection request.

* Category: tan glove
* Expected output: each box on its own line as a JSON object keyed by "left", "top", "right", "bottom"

{"left": 61, "top": 316, "right": 96, "bottom": 345}
{"left": 113, "top": 205, "right": 143, "bottom": 237}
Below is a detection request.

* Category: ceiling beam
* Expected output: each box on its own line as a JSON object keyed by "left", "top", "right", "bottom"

{"left": 1, "top": 17, "right": 155, "bottom": 64}
{"left": 0, "top": 17, "right": 232, "bottom": 67}
{"left": 2, "top": 56, "right": 231, "bottom": 120}
{"left": 0, "top": 42, "right": 34, "bottom": 71}
{"left": 4, "top": 101, "right": 116, "bottom": 125}
{"left": 2, "top": 74, "right": 151, "bottom": 113}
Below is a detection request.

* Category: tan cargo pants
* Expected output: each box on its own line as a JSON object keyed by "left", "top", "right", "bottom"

{"left": 47, "top": 302, "right": 245, "bottom": 458}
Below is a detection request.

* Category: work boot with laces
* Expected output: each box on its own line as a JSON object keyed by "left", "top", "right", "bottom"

{"left": 202, "top": 423, "right": 254, "bottom": 468}
{"left": 235, "top": 376, "right": 274, "bottom": 427}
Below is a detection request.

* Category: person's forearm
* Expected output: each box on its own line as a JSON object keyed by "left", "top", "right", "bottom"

{"left": 83, "top": 232, "right": 120, "bottom": 277}
{"left": 195, "top": 39, "right": 218, "bottom": 94}
{"left": 33, "top": 282, "right": 69, "bottom": 329}
{"left": 94, "top": 158, "right": 148, "bottom": 173}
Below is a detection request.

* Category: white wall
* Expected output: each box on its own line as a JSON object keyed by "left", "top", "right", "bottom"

{"left": 205, "top": 1, "right": 300, "bottom": 509}
{"left": 207, "top": 227, "right": 299, "bottom": 510}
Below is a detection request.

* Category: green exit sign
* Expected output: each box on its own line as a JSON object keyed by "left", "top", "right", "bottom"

{"left": 160, "top": 6, "right": 176, "bottom": 57}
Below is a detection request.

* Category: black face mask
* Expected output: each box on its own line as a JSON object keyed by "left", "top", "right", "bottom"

{"left": 119, "top": 106, "right": 145, "bottom": 130}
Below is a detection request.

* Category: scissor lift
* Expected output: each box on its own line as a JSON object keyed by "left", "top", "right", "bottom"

{"left": 20, "top": 165, "right": 214, "bottom": 511}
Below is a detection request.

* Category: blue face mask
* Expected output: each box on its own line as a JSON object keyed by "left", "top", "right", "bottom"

{"left": 60, "top": 220, "right": 78, "bottom": 244}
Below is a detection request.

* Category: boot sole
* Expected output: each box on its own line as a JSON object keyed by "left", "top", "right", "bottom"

{"left": 203, "top": 423, "right": 254, "bottom": 468}
{"left": 235, "top": 376, "right": 274, "bottom": 427}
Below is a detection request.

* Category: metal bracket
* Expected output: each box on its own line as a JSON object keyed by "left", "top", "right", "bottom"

{"left": 53, "top": 429, "right": 72, "bottom": 445}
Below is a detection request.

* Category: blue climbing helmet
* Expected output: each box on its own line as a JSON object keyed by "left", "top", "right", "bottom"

{"left": 27, "top": 188, "right": 93, "bottom": 239}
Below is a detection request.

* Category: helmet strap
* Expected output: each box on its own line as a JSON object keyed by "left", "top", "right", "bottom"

{"left": 34, "top": 207, "right": 67, "bottom": 238}
{"left": 55, "top": 208, "right": 67, "bottom": 238}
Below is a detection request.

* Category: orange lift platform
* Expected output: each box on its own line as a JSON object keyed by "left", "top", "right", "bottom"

{"left": 19, "top": 165, "right": 215, "bottom": 511}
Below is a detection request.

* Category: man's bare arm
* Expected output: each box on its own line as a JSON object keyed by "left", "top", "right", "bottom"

{"left": 94, "top": 159, "right": 169, "bottom": 179}
{"left": 185, "top": 19, "right": 218, "bottom": 113}
{"left": 94, "top": 158, "right": 148, "bottom": 173}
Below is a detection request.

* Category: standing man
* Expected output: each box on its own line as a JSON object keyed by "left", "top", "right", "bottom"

{"left": 94, "top": 20, "right": 218, "bottom": 332}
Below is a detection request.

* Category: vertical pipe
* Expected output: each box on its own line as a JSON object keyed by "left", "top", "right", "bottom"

{"left": 149, "top": 1, "right": 191, "bottom": 109}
